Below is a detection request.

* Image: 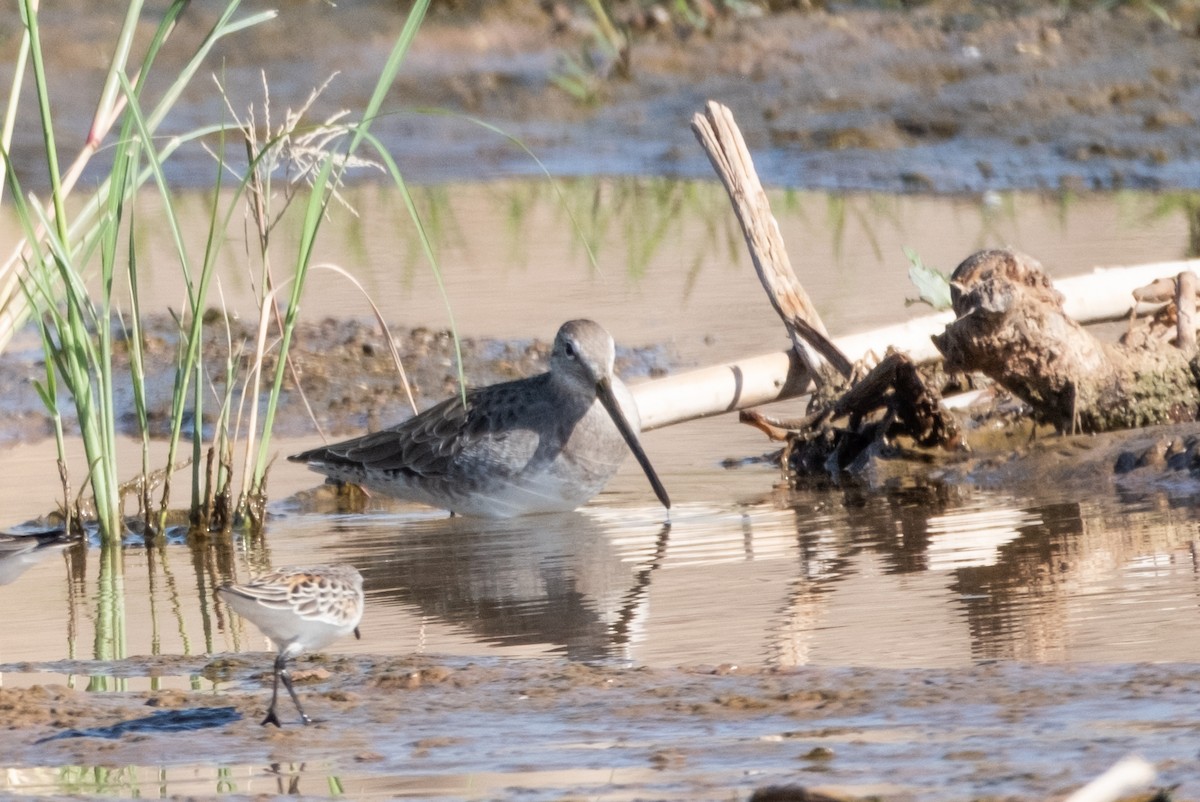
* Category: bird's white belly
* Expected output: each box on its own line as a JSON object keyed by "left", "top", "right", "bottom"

{"left": 360, "top": 446, "right": 621, "bottom": 518}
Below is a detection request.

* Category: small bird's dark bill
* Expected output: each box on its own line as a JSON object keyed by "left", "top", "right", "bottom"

{"left": 596, "top": 378, "right": 671, "bottom": 510}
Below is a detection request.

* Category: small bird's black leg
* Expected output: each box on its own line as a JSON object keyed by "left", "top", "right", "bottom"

{"left": 260, "top": 653, "right": 287, "bottom": 727}
{"left": 279, "top": 663, "right": 313, "bottom": 725}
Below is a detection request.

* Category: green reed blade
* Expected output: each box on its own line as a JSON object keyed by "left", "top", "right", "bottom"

{"left": 250, "top": 0, "right": 431, "bottom": 496}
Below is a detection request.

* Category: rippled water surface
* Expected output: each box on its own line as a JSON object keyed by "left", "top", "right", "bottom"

{"left": 3, "top": 182, "right": 1200, "bottom": 669}
{"left": 2, "top": 181, "right": 1199, "bottom": 798}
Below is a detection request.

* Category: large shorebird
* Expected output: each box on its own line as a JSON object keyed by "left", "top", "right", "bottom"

{"left": 289, "top": 319, "right": 671, "bottom": 518}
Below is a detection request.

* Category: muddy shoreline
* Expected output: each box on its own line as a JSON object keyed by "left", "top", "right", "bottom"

{"left": 0, "top": 315, "right": 674, "bottom": 448}
{"left": 11, "top": 1, "right": 1200, "bottom": 193}
{"left": 0, "top": 654, "right": 1194, "bottom": 800}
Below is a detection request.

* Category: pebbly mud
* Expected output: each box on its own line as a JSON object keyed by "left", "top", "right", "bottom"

{"left": 8, "top": 1, "right": 1200, "bottom": 193}
{"left": 0, "top": 314, "right": 674, "bottom": 448}
{"left": 0, "top": 654, "right": 1195, "bottom": 800}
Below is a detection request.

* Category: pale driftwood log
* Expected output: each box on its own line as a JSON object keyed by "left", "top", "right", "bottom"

{"left": 690, "top": 101, "right": 850, "bottom": 379}
{"left": 634, "top": 258, "right": 1200, "bottom": 431}
{"left": 932, "top": 248, "right": 1200, "bottom": 433}
{"left": 635, "top": 350, "right": 805, "bottom": 432}
{"left": 1062, "top": 755, "right": 1155, "bottom": 802}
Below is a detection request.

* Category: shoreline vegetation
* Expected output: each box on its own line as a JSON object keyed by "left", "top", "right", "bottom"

{"left": 3, "top": 0, "right": 1200, "bottom": 537}
{"left": 2, "top": 0, "right": 439, "bottom": 542}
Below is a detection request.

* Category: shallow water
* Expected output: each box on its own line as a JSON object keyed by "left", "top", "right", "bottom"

{"left": 2, "top": 181, "right": 1199, "bottom": 798}
{"left": 5, "top": 432, "right": 1200, "bottom": 675}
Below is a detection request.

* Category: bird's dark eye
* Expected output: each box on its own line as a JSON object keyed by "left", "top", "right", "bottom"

{"left": 563, "top": 341, "right": 576, "bottom": 358}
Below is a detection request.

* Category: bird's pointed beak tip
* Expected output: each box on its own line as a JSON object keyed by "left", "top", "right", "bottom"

{"left": 596, "top": 379, "right": 671, "bottom": 511}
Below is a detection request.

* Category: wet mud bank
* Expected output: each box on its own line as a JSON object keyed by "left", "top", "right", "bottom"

{"left": 0, "top": 655, "right": 1195, "bottom": 800}
{"left": 0, "top": 315, "right": 673, "bottom": 447}
{"left": 12, "top": 1, "right": 1200, "bottom": 192}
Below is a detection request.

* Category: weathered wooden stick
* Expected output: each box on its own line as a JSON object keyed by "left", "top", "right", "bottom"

{"left": 690, "top": 101, "right": 849, "bottom": 378}
{"left": 1177, "top": 270, "right": 1196, "bottom": 352}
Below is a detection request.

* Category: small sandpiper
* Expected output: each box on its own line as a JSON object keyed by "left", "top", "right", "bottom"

{"left": 218, "top": 564, "right": 364, "bottom": 727}
{"left": 289, "top": 319, "right": 671, "bottom": 518}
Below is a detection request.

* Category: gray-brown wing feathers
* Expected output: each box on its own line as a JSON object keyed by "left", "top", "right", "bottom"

{"left": 289, "top": 376, "right": 556, "bottom": 480}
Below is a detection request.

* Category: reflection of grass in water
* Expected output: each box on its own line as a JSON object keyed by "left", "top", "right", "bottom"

{"left": 499, "top": 181, "right": 538, "bottom": 269}
{"left": 342, "top": 183, "right": 467, "bottom": 290}
{"left": 409, "top": 185, "right": 464, "bottom": 278}
{"left": 480, "top": 177, "right": 747, "bottom": 285}
{"left": 56, "top": 766, "right": 139, "bottom": 796}
{"left": 1068, "top": 188, "right": 1200, "bottom": 260}
{"left": 89, "top": 542, "right": 127, "bottom": 688}
{"left": 418, "top": 179, "right": 1064, "bottom": 295}
{"left": 337, "top": 169, "right": 1013, "bottom": 297}
{"left": 824, "top": 193, "right": 904, "bottom": 264}
{"left": 1054, "top": 189, "right": 1078, "bottom": 230}
{"left": 46, "top": 763, "right": 345, "bottom": 797}
{"left": 217, "top": 766, "right": 235, "bottom": 794}
{"left": 1138, "top": 191, "right": 1200, "bottom": 258}
{"left": 601, "top": 179, "right": 703, "bottom": 279}
{"left": 975, "top": 192, "right": 1019, "bottom": 252}
{"left": 259, "top": 176, "right": 755, "bottom": 285}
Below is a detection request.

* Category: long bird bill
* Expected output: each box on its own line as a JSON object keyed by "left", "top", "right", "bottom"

{"left": 595, "top": 377, "right": 671, "bottom": 510}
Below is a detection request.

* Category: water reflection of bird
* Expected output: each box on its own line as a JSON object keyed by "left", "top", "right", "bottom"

{"left": 344, "top": 512, "right": 671, "bottom": 662}
{"left": 0, "top": 527, "right": 71, "bottom": 586}
{"left": 218, "top": 564, "right": 363, "bottom": 727}
{"left": 290, "top": 319, "right": 670, "bottom": 518}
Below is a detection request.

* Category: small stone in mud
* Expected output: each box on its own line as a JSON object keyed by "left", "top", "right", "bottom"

{"left": 649, "top": 747, "right": 687, "bottom": 770}
{"left": 1144, "top": 108, "right": 1194, "bottom": 130}
{"left": 411, "top": 736, "right": 464, "bottom": 758}
{"left": 714, "top": 693, "right": 770, "bottom": 710}
{"left": 412, "top": 736, "right": 461, "bottom": 749}
{"left": 290, "top": 667, "right": 332, "bottom": 683}
{"left": 801, "top": 746, "right": 835, "bottom": 761}
{"left": 749, "top": 785, "right": 849, "bottom": 802}
{"left": 900, "top": 171, "right": 935, "bottom": 191}
{"left": 419, "top": 665, "right": 454, "bottom": 684}
{"left": 201, "top": 656, "right": 252, "bottom": 683}
{"left": 944, "top": 748, "right": 990, "bottom": 760}
{"left": 144, "top": 690, "right": 191, "bottom": 708}
{"left": 370, "top": 671, "right": 423, "bottom": 690}
{"left": 1135, "top": 437, "right": 1170, "bottom": 469}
